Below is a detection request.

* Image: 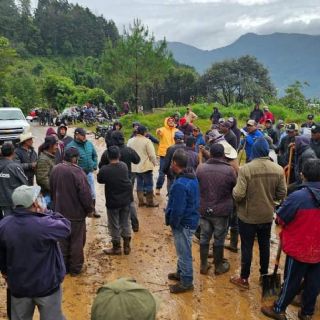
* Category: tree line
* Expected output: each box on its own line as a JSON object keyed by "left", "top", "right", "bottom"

{"left": 0, "top": 0, "right": 311, "bottom": 113}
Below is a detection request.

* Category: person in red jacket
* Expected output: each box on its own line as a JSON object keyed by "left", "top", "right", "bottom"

{"left": 261, "top": 159, "right": 320, "bottom": 320}
{"left": 259, "top": 106, "right": 275, "bottom": 124}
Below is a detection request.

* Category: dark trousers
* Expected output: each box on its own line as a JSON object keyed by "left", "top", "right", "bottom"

{"left": 156, "top": 156, "right": 166, "bottom": 189}
{"left": 274, "top": 256, "right": 320, "bottom": 316}
{"left": 59, "top": 221, "right": 86, "bottom": 274}
{"left": 200, "top": 216, "right": 229, "bottom": 247}
{"left": 239, "top": 219, "right": 272, "bottom": 279}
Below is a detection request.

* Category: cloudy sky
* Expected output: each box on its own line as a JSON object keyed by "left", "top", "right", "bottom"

{"left": 32, "top": 0, "right": 320, "bottom": 50}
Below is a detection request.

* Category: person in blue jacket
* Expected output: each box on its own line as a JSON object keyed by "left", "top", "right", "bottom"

{"left": 0, "top": 185, "right": 71, "bottom": 319}
{"left": 165, "top": 149, "right": 200, "bottom": 294}
{"left": 241, "top": 119, "right": 264, "bottom": 162}
{"left": 192, "top": 126, "right": 205, "bottom": 153}
{"left": 67, "top": 127, "right": 99, "bottom": 217}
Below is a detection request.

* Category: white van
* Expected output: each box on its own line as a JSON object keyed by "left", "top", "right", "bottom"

{"left": 0, "top": 108, "right": 30, "bottom": 144}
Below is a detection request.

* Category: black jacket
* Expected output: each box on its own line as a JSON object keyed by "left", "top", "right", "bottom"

{"left": 15, "top": 146, "right": 38, "bottom": 186}
{"left": 0, "top": 158, "right": 28, "bottom": 208}
{"left": 163, "top": 143, "right": 186, "bottom": 179}
{"left": 97, "top": 162, "right": 133, "bottom": 209}
{"left": 99, "top": 131, "right": 140, "bottom": 177}
{"left": 224, "top": 130, "right": 237, "bottom": 150}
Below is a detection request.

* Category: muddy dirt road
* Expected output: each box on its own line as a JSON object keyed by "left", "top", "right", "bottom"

{"left": 0, "top": 124, "right": 319, "bottom": 320}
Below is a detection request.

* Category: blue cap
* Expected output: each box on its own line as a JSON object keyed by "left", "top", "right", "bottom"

{"left": 174, "top": 131, "right": 184, "bottom": 140}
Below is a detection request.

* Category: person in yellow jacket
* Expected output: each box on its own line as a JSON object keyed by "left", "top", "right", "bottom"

{"left": 155, "top": 117, "right": 178, "bottom": 195}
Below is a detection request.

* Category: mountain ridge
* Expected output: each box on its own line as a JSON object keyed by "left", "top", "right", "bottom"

{"left": 167, "top": 32, "right": 320, "bottom": 97}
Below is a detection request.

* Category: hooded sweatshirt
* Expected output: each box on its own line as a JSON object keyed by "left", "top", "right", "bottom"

{"left": 0, "top": 158, "right": 28, "bottom": 208}
{"left": 277, "top": 182, "right": 320, "bottom": 263}
{"left": 156, "top": 117, "right": 178, "bottom": 156}
{"left": 57, "top": 125, "right": 73, "bottom": 147}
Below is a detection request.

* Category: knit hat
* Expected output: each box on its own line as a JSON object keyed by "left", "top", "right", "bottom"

{"left": 251, "top": 137, "right": 269, "bottom": 160}
{"left": 179, "top": 117, "right": 187, "bottom": 126}
{"left": 12, "top": 185, "right": 41, "bottom": 208}
{"left": 91, "top": 278, "right": 157, "bottom": 320}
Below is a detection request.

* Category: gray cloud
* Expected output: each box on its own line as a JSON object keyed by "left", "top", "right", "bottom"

{"left": 32, "top": 0, "right": 320, "bottom": 50}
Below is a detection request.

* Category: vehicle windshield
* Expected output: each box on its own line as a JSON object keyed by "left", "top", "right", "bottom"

{"left": 0, "top": 109, "right": 25, "bottom": 120}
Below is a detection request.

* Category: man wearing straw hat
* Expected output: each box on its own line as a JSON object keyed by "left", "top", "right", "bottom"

{"left": 15, "top": 132, "right": 37, "bottom": 186}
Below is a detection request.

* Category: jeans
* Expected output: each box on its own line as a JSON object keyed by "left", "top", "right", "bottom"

{"left": 200, "top": 216, "right": 229, "bottom": 247}
{"left": 228, "top": 208, "right": 239, "bottom": 233}
{"left": 136, "top": 171, "right": 153, "bottom": 193}
{"left": 107, "top": 206, "right": 131, "bottom": 242}
{"left": 86, "top": 172, "right": 96, "bottom": 200}
{"left": 172, "top": 227, "right": 196, "bottom": 287}
{"left": 11, "top": 287, "right": 65, "bottom": 320}
{"left": 156, "top": 156, "right": 166, "bottom": 189}
{"left": 238, "top": 219, "right": 271, "bottom": 279}
{"left": 274, "top": 256, "right": 320, "bottom": 316}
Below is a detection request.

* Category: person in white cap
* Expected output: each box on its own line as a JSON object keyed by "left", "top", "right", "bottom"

{"left": 15, "top": 132, "right": 38, "bottom": 186}
{"left": 0, "top": 185, "right": 71, "bottom": 320}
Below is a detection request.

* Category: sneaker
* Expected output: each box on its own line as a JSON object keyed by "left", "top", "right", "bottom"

{"left": 261, "top": 306, "right": 287, "bottom": 320}
{"left": 168, "top": 272, "right": 180, "bottom": 281}
{"left": 169, "top": 282, "right": 194, "bottom": 294}
{"left": 298, "top": 311, "right": 313, "bottom": 320}
{"left": 230, "top": 275, "right": 249, "bottom": 289}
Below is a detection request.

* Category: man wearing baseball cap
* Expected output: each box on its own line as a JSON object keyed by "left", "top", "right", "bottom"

{"left": 277, "top": 123, "right": 299, "bottom": 168}
{"left": 219, "top": 121, "right": 237, "bottom": 150}
{"left": 15, "top": 132, "right": 37, "bottom": 186}
{"left": 0, "top": 185, "right": 70, "bottom": 319}
{"left": 241, "top": 120, "right": 264, "bottom": 162}
{"left": 67, "top": 127, "right": 99, "bottom": 217}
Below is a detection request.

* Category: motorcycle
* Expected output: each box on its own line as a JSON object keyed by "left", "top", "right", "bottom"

{"left": 94, "top": 124, "right": 111, "bottom": 139}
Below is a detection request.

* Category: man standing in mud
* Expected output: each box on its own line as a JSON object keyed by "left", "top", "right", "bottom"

{"left": 165, "top": 149, "right": 200, "bottom": 293}
{"left": 50, "top": 147, "right": 93, "bottom": 276}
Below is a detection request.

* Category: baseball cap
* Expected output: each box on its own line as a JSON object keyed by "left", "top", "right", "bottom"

{"left": 91, "top": 278, "right": 157, "bottom": 320}
{"left": 286, "top": 123, "right": 299, "bottom": 132}
{"left": 12, "top": 185, "right": 41, "bottom": 208}
{"left": 265, "top": 119, "right": 273, "bottom": 123}
{"left": 247, "top": 119, "right": 256, "bottom": 126}
{"left": 64, "top": 147, "right": 80, "bottom": 161}
{"left": 311, "top": 123, "right": 320, "bottom": 133}
{"left": 218, "top": 118, "right": 225, "bottom": 124}
{"left": 307, "top": 114, "right": 314, "bottom": 120}
{"left": 59, "top": 124, "right": 68, "bottom": 130}
{"left": 174, "top": 130, "right": 184, "bottom": 140}
{"left": 74, "top": 127, "right": 86, "bottom": 136}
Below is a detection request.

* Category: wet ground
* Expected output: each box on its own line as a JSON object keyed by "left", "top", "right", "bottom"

{"left": 0, "top": 124, "right": 319, "bottom": 320}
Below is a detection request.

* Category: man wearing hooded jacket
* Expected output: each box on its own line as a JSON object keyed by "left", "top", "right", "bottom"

{"left": 261, "top": 159, "right": 320, "bottom": 320}
{"left": 230, "top": 138, "right": 287, "bottom": 289}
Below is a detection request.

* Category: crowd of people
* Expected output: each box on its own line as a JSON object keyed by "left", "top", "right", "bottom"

{"left": 0, "top": 103, "right": 319, "bottom": 320}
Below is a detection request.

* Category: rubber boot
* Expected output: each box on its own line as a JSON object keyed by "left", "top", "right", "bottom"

{"left": 146, "top": 192, "right": 159, "bottom": 207}
{"left": 123, "top": 237, "right": 131, "bottom": 255}
{"left": 200, "top": 244, "right": 210, "bottom": 275}
{"left": 137, "top": 191, "right": 145, "bottom": 207}
{"left": 214, "top": 246, "right": 230, "bottom": 275}
{"left": 224, "top": 230, "right": 238, "bottom": 253}
{"left": 103, "top": 241, "right": 122, "bottom": 255}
